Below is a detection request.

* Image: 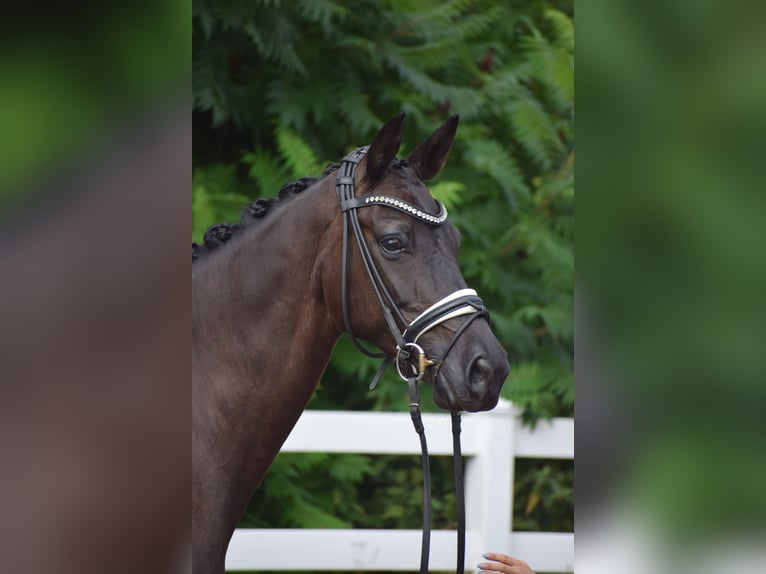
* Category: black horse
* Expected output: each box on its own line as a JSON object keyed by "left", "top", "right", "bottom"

{"left": 192, "top": 114, "right": 509, "bottom": 573}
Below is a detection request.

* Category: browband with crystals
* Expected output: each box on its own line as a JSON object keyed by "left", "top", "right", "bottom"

{"left": 340, "top": 195, "right": 448, "bottom": 225}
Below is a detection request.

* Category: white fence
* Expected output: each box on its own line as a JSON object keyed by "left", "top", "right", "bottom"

{"left": 227, "top": 399, "right": 574, "bottom": 573}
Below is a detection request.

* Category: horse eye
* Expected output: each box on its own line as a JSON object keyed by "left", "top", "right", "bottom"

{"left": 380, "top": 237, "right": 404, "bottom": 253}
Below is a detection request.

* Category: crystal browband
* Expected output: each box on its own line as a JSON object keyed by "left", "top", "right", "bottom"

{"left": 340, "top": 194, "right": 448, "bottom": 225}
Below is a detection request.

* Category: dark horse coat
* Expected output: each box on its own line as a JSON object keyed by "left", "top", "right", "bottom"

{"left": 192, "top": 114, "right": 509, "bottom": 573}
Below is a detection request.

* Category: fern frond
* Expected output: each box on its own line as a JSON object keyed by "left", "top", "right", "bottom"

{"left": 383, "top": 48, "right": 482, "bottom": 116}
{"left": 193, "top": 4, "right": 216, "bottom": 38}
{"left": 428, "top": 180, "right": 465, "bottom": 210}
{"left": 244, "top": 14, "right": 307, "bottom": 77}
{"left": 513, "top": 215, "right": 573, "bottom": 293}
{"left": 284, "top": 500, "right": 352, "bottom": 529}
{"left": 426, "top": 0, "right": 476, "bottom": 20}
{"left": 447, "top": 5, "right": 507, "bottom": 41}
{"left": 275, "top": 125, "right": 323, "bottom": 176}
{"left": 328, "top": 454, "right": 373, "bottom": 483}
{"left": 295, "top": 0, "right": 349, "bottom": 30}
{"left": 506, "top": 97, "right": 563, "bottom": 170}
{"left": 265, "top": 78, "right": 312, "bottom": 133}
{"left": 243, "top": 148, "right": 290, "bottom": 196}
{"left": 544, "top": 9, "right": 574, "bottom": 52}
{"left": 461, "top": 137, "right": 530, "bottom": 208}
{"left": 415, "top": 0, "right": 505, "bottom": 43}
{"left": 192, "top": 166, "right": 251, "bottom": 240}
{"left": 399, "top": 41, "right": 461, "bottom": 72}
{"left": 520, "top": 27, "right": 574, "bottom": 110}
{"left": 332, "top": 88, "right": 382, "bottom": 135}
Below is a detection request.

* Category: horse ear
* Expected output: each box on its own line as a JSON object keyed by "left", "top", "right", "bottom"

{"left": 406, "top": 114, "right": 459, "bottom": 181}
{"left": 364, "top": 112, "right": 405, "bottom": 184}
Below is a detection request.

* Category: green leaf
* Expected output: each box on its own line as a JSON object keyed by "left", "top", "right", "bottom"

{"left": 328, "top": 454, "right": 373, "bottom": 483}
{"left": 243, "top": 148, "right": 290, "bottom": 197}
{"left": 428, "top": 180, "right": 465, "bottom": 210}
{"left": 461, "top": 137, "right": 530, "bottom": 209}
{"left": 285, "top": 501, "right": 352, "bottom": 529}
{"left": 274, "top": 124, "right": 323, "bottom": 177}
{"left": 507, "top": 97, "right": 563, "bottom": 171}
{"left": 191, "top": 166, "right": 250, "bottom": 241}
{"left": 544, "top": 9, "right": 574, "bottom": 52}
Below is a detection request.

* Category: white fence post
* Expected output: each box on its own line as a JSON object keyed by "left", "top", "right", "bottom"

{"left": 465, "top": 399, "right": 516, "bottom": 570}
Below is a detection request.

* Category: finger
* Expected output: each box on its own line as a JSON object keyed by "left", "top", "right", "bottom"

{"left": 479, "top": 554, "right": 534, "bottom": 574}
{"left": 482, "top": 552, "right": 523, "bottom": 566}
{"left": 477, "top": 560, "right": 516, "bottom": 573}
{"left": 476, "top": 563, "right": 504, "bottom": 573}
{"left": 477, "top": 566, "right": 522, "bottom": 574}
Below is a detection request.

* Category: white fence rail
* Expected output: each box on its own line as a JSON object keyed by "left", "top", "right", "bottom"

{"left": 227, "top": 399, "right": 574, "bottom": 572}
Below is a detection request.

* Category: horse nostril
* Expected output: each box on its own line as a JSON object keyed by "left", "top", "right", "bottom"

{"left": 468, "top": 356, "right": 493, "bottom": 391}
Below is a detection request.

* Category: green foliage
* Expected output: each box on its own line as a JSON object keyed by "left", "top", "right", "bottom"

{"left": 513, "top": 458, "right": 574, "bottom": 532}
{"left": 2, "top": 4, "right": 188, "bottom": 200}
{"left": 193, "top": 0, "right": 573, "bottom": 544}
{"left": 240, "top": 453, "right": 370, "bottom": 529}
{"left": 274, "top": 124, "right": 324, "bottom": 176}
{"left": 243, "top": 453, "right": 462, "bottom": 530}
{"left": 192, "top": 165, "right": 251, "bottom": 240}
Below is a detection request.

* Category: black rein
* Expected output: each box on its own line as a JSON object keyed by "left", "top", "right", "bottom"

{"left": 335, "top": 147, "right": 490, "bottom": 574}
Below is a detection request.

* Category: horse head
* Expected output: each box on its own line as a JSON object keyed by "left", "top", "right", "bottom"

{"left": 325, "top": 114, "right": 510, "bottom": 412}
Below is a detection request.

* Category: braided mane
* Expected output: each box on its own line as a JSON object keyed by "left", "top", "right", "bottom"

{"left": 192, "top": 164, "right": 339, "bottom": 264}
{"left": 192, "top": 158, "right": 409, "bottom": 264}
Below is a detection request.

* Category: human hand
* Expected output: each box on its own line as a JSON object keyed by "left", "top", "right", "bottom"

{"left": 477, "top": 552, "right": 535, "bottom": 574}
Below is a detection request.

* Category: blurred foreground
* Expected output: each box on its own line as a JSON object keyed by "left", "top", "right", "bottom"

{"left": 578, "top": 0, "right": 766, "bottom": 572}
{"left": 0, "top": 4, "right": 190, "bottom": 573}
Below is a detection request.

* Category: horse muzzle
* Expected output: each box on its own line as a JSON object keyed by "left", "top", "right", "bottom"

{"left": 391, "top": 288, "right": 509, "bottom": 412}
{"left": 430, "top": 324, "right": 510, "bottom": 412}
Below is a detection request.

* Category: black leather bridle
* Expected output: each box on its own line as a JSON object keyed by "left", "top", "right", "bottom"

{"left": 335, "top": 146, "right": 490, "bottom": 574}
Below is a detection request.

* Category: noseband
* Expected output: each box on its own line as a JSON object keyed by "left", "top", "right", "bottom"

{"left": 335, "top": 146, "right": 489, "bottom": 574}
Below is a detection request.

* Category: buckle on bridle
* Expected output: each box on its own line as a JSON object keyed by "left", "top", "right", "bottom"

{"left": 395, "top": 342, "right": 436, "bottom": 382}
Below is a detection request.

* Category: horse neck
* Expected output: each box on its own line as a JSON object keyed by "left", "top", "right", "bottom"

{"left": 192, "top": 178, "right": 342, "bottom": 489}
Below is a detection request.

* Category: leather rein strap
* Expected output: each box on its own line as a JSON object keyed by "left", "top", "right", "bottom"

{"left": 335, "top": 147, "right": 488, "bottom": 574}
